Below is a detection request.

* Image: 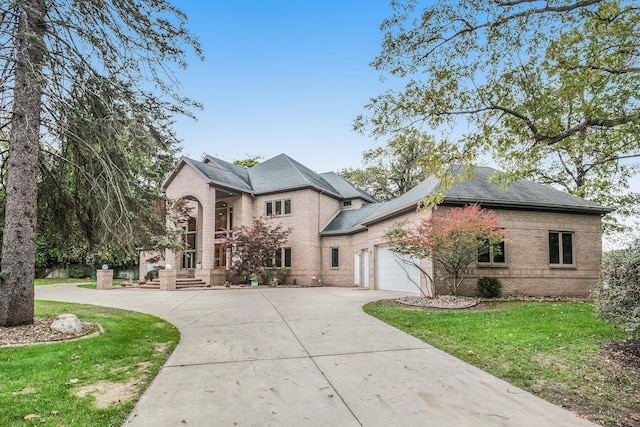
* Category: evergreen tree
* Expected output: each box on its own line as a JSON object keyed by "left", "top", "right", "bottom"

{"left": 0, "top": 0, "right": 202, "bottom": 326}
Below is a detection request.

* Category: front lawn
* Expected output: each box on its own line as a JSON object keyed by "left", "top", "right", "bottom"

{"left": 34, "top": 278, "right": 93, "bottom": 286}
{"left": 35, "top": 278, "right": 128, "bottom": 288}
{"left": 0, "top": 301, "right": 179, "bottom": 426}
{"left": 364, "top": 300, "right": 638, "bottom": 426}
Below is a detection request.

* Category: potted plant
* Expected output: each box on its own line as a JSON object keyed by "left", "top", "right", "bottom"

{"left": 250, "top": 273, "right": 259, "bottom": 287}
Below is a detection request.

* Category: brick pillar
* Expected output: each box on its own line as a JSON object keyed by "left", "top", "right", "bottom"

{"left": 195, "top": 268, "right": 214, "bottom": 286}
{"left": 96, "top": 269, "right": 114, "bottom": 290}
{"left": 200, "top": 190, "right": 216, "bottom": 270}
{"left": 159, "top": 269, "right": 177, "bottom": 291}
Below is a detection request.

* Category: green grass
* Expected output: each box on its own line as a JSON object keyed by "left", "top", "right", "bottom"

{"left": 0, "top": 301, "right": 179, "bottom": 426}
{"left": 364, "top": 300, "right": 637, "bottom": 426}
{"left": 35, "top": 278, "right": 130, "bottom": 289}
{"left": 34, "top": 278, "right": 93, "bottom": 286}
{"left": 77, "top": 280, "right": 127, "bottom": 290}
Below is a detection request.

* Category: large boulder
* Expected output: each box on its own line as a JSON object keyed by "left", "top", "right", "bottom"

{"left": 50, "top": 313, "right": 83, "bottom": 334}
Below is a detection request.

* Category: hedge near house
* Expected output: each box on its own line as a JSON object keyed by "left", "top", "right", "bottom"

{"left": 594, "top": 244, "right": 640, "bottom": 340}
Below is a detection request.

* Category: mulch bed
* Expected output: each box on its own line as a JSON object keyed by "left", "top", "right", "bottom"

{"left": 0, "top": 317, "right": 97, "bottom": 347}
{"left": 605, "top": 340, "right": 640, "bottom": 370}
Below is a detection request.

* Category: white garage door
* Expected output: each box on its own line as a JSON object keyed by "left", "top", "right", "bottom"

{"left": 376, "top": 245, "right": 421, "bottom": 294}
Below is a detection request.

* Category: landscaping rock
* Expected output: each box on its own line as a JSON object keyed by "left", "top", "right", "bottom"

{"left": 395, "top": 295, "right": 479, "bottom": 309}
{"left": 50, "top": 314, "right": 83, "bottom": 334}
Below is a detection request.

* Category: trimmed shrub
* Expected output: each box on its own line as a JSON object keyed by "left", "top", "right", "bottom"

{"left": 594, "top": 245, "right": 640, "bottom": 340}
{"left": 68, "top": 265, "right": 87, "bottom": 279}
{"left": 477, "top": 276, "right": 502, "bottom": 298}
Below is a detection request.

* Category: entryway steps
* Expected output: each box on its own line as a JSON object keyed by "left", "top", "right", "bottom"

{"left": 140, "top": 277, "right": 207, "bottom": 289}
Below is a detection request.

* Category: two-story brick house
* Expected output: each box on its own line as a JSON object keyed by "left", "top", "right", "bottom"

{"left": 141, "top": 153, "right": 611, "bottom": 297}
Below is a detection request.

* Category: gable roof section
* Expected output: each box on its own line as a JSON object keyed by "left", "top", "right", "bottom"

{"left": 321, "top": 202, "right": 386, "bottom": 236}
{"left": 164, "top": 153, "right": 377, "bottom": 201}
{"left": 359, "top": 174, "right": 442, "bottom": 225}
{"left": 319, "top": 172, "right": 378, "bottom": 203}
{"left": 202, "top": 155, "right": 252, "bottom": 186}
{"left": 443, "top": 165, "right": 612, "bottom": 214}
{"left": 246, "top": 154, "right": 342, "bottom": 197}
{"left": 163, "top": 157, "right": 253, "bottom": 193}
{"left": 324, "top": 165, "right": 611, "bottom": 234}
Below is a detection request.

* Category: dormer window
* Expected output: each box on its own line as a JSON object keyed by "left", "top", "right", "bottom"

{"left": 343, "top": 200, "right": 352, "bottom": 208}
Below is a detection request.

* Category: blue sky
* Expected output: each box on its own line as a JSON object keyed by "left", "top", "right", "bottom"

{"left": 171, "top": 1, "right": 402, "bottom": 173}
{"left": 168, "top": 1, "right": 638, "bottom": 247}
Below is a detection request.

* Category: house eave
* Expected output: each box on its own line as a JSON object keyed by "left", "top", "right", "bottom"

{"left": 206, "top": 180, "right": 251, "bottom": 195}
{"left": 442, "top": 197, "right": 614, "bottom": 215}
{"left": 162, "top": 158, "right": 213, "bottom": 191}
{"left": 254, "top": 184, "right": 342, "bottom": 199}
{"left": 361, "top": 203, "right": 419, "bottom": 226}
{"left": 319, "top": 225, "right": 368, "bottom": 236}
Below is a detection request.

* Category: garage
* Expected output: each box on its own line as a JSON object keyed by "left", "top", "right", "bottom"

{"left": 375, "top": 245, "right": 421, "bottom": 294}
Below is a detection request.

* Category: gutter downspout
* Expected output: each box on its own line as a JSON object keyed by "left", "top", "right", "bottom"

{"left": 318, "top": 190, "right": 325, "bottom": 286}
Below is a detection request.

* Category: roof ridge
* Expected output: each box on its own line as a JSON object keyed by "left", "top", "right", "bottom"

{"left": 279, "top": 154, "right": 343, "bottom": 196}
{"left": 282, "top": 154, "right": 309, "bottom": 184}
{"left": 203, "top": 155, "right": 253, "bottom": 189}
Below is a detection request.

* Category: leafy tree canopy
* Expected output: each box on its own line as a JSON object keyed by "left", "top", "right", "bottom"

{"left": 356, "top": 0, "right": 640, "bottom": 231}
{"left": 339, "top": 129, "right": 436, "bottom": 201}
{"left": 385, "top": 204, "right": 506, "bottom": 296}
{"left": 233, "top": 155, "right": 263, "bottom": 168}
{"left": 224, "top": 217, "right": 292, "bottom": 281}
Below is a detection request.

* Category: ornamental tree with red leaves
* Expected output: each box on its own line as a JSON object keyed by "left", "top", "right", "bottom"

{"left": 385, "top": 204, "right": 506, "bottom": 296}
{"left": 224, "top": 217, "right": 292, "bottom": 282}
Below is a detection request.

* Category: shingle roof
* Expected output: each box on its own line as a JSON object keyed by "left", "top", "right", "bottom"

{"left": 165, "top": 153, "right": 377, "bottom": 201}
{"left": 321, "top": 203, "right": 386, "bottom": 235}
{"left": 443, "top": 165, "right": 612, "bottom": 214}
{"left": 319, "top": 172, "right": 378, "bottom": 203}
{"left": 246, "top": 154, "right": 341, "bottom": 196}
{"left": 162, "top": 157, "right": 253, "bottom": 193}
{"left": 322, "top": 165, "right": 612, "bottom": 235}
{"left": 166, "top": 154, "right": 611, "bottom": 237}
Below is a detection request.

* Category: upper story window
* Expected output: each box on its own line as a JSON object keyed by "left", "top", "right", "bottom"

{"left": 343, "top": 200, "right": 352, "bottom": 207}
{"left": 549, "top": 231, "right": 574, "bottom": 266}
{"left": 266, "top": 199, "right": 291, "bottom": 216}
{"left": 215, "top": 201, "right": 233, "bottom": 239}
{"left": 478, "top": 240, "right": 506, "bottom": 265}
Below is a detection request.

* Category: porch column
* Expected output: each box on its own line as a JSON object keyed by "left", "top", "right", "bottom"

{"left": 199, "top": 188, "right": 217, "bottom": 270}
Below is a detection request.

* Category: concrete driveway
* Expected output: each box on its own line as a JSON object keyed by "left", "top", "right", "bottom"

{"left": 35, "top": 285, "right": 594, "bottom": 426}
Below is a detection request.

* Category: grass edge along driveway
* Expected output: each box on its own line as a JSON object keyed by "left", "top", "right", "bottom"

{"left": 364, "top": 300, "right": 638, "bottom": 427}
{"left": 0, "top": 300, "right": 179, "bottom": 426}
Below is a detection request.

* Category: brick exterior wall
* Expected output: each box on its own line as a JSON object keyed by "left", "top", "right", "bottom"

{"left": 254, "top": 190, "right": 341, "bottom": 286}
{"left": 153, "top": 162, "right": 604, "bottom": 297}
{"left": 430, "top": 207, "right": 603, "bottom": 297}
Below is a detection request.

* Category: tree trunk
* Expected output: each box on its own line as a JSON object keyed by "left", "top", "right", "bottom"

{"left": 0, "top": 0, "right": 46, "bottom": 326}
